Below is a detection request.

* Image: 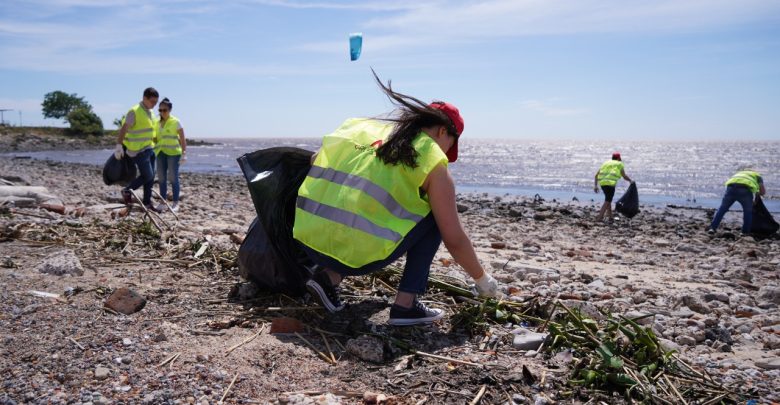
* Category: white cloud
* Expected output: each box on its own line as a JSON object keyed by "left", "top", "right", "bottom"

{"left": 365, "top": 0, "right": 780, "bottom": 35}
{"left": 298, "top": 0, "right": 780, "bottom": 53}
{"left": 522, "top": 99, "right": 587, "bottom": 116}
{"left": 3, "top": 0, "right": 779, "bottom": 74}
{"left": 242, "top": 0, "right": 436, "bottom": 11}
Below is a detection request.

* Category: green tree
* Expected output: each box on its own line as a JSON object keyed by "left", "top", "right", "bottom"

{"left": 42, "top": 91, "right": 91, "bottom": 122}
{"left": 67, "top": 107, "right": 104, "bottom": 136}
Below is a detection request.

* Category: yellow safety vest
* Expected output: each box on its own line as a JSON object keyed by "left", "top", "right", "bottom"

{"left": 725, "top": 170, "right": 761, "bottom": 193}
{"left": 155, "top": 115, "right": 182, "bottom": 156}
{"left": 598, "top": 160, "right": 624, "bottom": 187}
{"left": 293, "top": 118, "right": 449, "bottom": 268}
{"left": 122, "top": 104, "right": 156, "bottom": 152}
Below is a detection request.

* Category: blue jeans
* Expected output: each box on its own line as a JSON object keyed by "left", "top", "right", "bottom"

{"left": 125, "top": 149, "right": 156, "bottom": 205}
{"left": 710, "top": 185, "right": 754, "bottom": 234}
{"left": 157, "top": 153, "right": 181, "bottom": 202}
{"left": 301, "top": 213, "right": 442, "bottom": 295}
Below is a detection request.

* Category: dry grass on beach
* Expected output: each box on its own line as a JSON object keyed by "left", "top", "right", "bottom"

{"left": 1, "top": 156, "right": 779, "bottom": 404}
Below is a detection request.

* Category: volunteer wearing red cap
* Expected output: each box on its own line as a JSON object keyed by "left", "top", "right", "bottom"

{"left": 594, "top": 152, "right": 633, "bottom": 222}
{"left": 293, "top": 73, "right": 500, "bottom": 326}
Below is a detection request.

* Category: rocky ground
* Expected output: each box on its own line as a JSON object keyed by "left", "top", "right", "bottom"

{"left": 0, "top": 157, "right": 778, "bottom": 404}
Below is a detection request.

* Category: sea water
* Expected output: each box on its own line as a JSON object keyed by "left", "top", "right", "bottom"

{"left": 5, "top": 138, "right": 778, "bottom": 211}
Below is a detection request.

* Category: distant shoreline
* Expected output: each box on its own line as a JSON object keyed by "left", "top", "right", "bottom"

{"left": 0, "top": 125, "right": 218, "bottom": 152}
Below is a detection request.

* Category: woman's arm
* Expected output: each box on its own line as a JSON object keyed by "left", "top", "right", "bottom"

{"left": 621, "top": 168, "right": 633, "bottom": 183}
{"left": 178, "top": 128, "right": 186, "bottom": 153}
{"left": 425, "top": 164, "right": 485, "bottom": 280}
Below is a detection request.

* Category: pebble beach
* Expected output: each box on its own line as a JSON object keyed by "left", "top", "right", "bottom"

{"left": 1, "top": 147, "right": 779, "bottom": 403}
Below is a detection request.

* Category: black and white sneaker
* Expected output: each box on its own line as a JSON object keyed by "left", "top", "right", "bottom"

{"left": 706, "top": 228, "right": 716, "bottom": 235}
{"left": 388, "top": 300, "right": 444, "bottom": 326}
{"left": 306, "top": 270, "right": 344, "bottom": 313}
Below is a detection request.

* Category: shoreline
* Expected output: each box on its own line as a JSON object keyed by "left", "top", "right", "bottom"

{"left": 0, "top": 125, "right": 217, "bottom": 154}
{"left": 6, "top": 151, "right": 780, "bottom": 214}
{"left": 1, "top": 156, "right": 778, "bottom": 403}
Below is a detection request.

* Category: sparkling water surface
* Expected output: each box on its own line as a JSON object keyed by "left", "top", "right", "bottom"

{"left": 5, "top": 138, "right": 778, "bottom": 211}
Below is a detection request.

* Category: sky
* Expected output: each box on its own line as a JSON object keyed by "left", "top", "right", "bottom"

{"left": 1, "top": 0, "right": 779, "bottom": 140}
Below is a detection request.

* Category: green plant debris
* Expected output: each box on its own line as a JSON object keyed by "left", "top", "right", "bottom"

{"left": 376, "top": 266, "right": 754, "bottom": 403}
{"left": 134, "top": 220, "right": 160, "bottom": 239}
{"left": 547, "top": 301, "right": 751, "bottom": 403}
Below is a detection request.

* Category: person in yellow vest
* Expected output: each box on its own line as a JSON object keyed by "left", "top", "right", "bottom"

{"left": 114, "top": 87, "right": 160, "bottom": 212}
{"left": 154, "top": 98, "right": 187, "bottom": 212}
{"left": 294, "top": 75, "right": 500, "bottom": 326}
{"left": 707, "top": 168, "right": 766, "bottom": 235}
{"left": 594, "top": 152, "right": 633, "bottom": 222}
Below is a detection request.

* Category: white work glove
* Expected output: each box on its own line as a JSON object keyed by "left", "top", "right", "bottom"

{"left": 114, "top": 144, "right": 124, "bottom": 159}
{"left": 474, "top": 273, "right": 500, "bottom": 298}
{"left": 180, "top": 152, "right": 187, "bottom": 165}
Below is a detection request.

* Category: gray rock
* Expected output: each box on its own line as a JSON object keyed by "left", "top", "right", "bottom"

{"left": 671, "top": 306, "right": 695, "bottom": 318}
{"left": 560, "top": 300, "right": 605, "bottom": 320}
{"left": 588, "top": 279, "right": 605, "bottom": 289}
{"left": 631, "top": 291, "right": 647, "bottom": 304}
{"left": 36, "top": 249, "right": 83, "bottom": 276}
{"left": 346, "top": 335, "right": 384, "bottom": 363}
{"left": 512, "top": 327, "right": 548, "bottom": 350}
{"left": 758, "top": 286, "right": 780, "bottom": 305}
{"left": 687, "top": 328, "right": 706, "bottom": 343}
{"left": 763, "top": 334, "right": 780, "bottom": 350}
{"left": 705, "top": 326, "right": 734, "bottom": 345}
{"left": 533, "top": 394, "right": 549, "bottom": 405}
{"left": 512, "top": 393, "right": 529, "bottom": 404}
{"left": 754, "top": 358, "right": 780, "bottom": 370}
{"left": 735, "top": 305, "right": 761, "bottom": 317}
{"left": 94, "top": 366, "right": 110, "bottom": 381}
{"left": 675, "top": 335, "right": 697, "bottom": 346}
{"left": 681, "top": 295, "right": 711, "bottom": 314}
{"left": 653, "top": 239, "right": 672, "bottom": 247}
{"left": 703, "top": 292, "right": 730, "bottom": 304}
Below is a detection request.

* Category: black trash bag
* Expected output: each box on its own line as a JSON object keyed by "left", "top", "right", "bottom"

{"left": 102, "top": 148, "right": 136, "bottom": 186}
{"left": 615, "top": 182, "right": 640, "bottom": 218}
{"left": 236, "top": 147, "right": 314, "bottom": 296}
{"left": 751, "top": 195, "right": 779, "bottom": 236}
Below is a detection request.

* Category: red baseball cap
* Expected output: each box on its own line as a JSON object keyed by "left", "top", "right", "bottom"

{"left": 612, "top": 152, "right": 621, "bottom": 161}
{"left": 429, "top": 101, "right": 464, "bottom": 162}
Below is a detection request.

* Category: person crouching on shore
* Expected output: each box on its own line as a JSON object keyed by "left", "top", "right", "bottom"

{"left": 115, "top": 87, "right": 159, "bottom": 212}
{"left": 293, "top": 73, "right": 500, "bottom": 326}
{"left": 707, "top": 168, "right": 766, "bottom": 235}
{"left": 594, "top": 152, "right": 633, "bottom": 222}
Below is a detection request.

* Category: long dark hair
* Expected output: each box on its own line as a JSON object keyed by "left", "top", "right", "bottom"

{"left": 373, "top": 70, "right": 455, "bottom": 168}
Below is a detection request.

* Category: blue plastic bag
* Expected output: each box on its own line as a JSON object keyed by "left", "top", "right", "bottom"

{"left": 349, "top": 32, "right": 362, "bottom": 61}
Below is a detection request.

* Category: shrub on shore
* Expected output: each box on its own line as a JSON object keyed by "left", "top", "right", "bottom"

{"left": 66, "top": 107, "right": 104, "bottom": 136}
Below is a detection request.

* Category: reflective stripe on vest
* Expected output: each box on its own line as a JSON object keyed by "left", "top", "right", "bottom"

{"left": 293, "top": 118, "right": 448, "bottom": 269}
{"left": 598, "top": 160, "right": 624, "bottom": 186}
{"left": 725, "top": 171, "right": 760, "bottom": 193}
{"left": 155, "top": 115, "right": 182, "bottom": 155}
{"left": 122, "top": 104, "right": 156, "bottom": 152}
{"left": 296, "top": 196, "right": 402, "bottom": 242}
{"left": 306, "top": 165, "right": 424, "bottom": 222}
